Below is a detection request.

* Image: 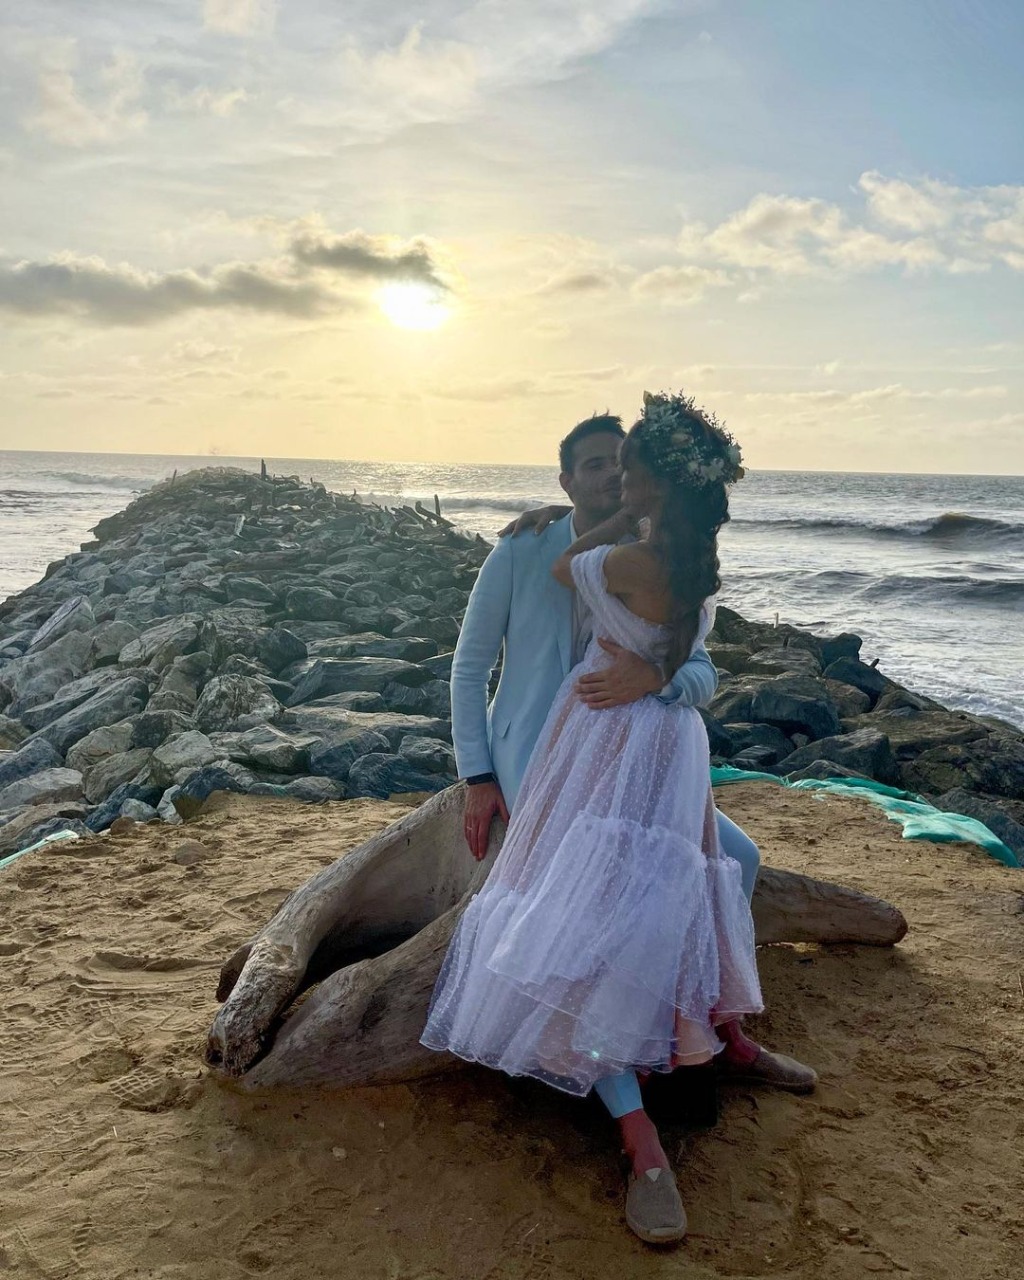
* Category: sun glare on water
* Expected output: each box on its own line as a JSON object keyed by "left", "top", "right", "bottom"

{"left": 376, "top": 281, "right": 451, "bottom": 331}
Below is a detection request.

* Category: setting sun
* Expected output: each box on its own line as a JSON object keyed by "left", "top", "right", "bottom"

{"left": 376, "top": 281, "right": 451, "bottom": 331}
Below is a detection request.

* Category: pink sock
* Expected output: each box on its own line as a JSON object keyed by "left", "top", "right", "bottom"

{"left": 718, "top": 1018, "right": 760, "bottom": 1067}
{"left": 618, "top": 1109, "right": 670, "bottom": 1176}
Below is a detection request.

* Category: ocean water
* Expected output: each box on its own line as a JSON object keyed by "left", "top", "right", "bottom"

{"left": 1, "top": 449, "right": 1022, "bottom": 729}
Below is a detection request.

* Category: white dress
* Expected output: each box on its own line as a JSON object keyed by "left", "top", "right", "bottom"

{"left": 421, "top": 545, "right": 763, "bottom": 1097}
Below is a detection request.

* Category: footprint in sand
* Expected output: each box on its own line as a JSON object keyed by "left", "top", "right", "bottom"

{"left": 70, "top": 1219, "right": 96, "bottom": 1264}
{"left": 77, "top": 950, "right": 212, "bottom": 990}
{"left": 108, "top": 1066, "right": 199, "bottom": 1113}
{"left": 38, "top": 996, "right": 117, "bottom": 1034}
{"left": 79, "top": 1043, "right": 137, "bottom": 1084}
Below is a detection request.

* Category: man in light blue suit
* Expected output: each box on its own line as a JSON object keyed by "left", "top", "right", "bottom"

{"left": 451, "top": 413, "right": 816, "bottom": 1094}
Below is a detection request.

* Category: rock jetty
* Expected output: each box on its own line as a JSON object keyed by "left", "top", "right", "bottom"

{"left": 1, "top": 466, "right": 1022, "bottom": 862}
{"left": 0, "top": 468, "right": 483, "bottom": 856}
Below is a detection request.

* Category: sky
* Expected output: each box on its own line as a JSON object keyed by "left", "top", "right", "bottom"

{"left": 0, "top": 0, "right": 1021, "bottom": 473}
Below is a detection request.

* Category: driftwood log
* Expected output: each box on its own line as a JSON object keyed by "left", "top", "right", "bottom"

{"left": 207, "top": 784, "right": 908, "bottom": 1090}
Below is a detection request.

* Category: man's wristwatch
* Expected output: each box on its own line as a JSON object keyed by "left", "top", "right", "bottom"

{"left": 465, "top": 773, "right": 497, "bottom": 786}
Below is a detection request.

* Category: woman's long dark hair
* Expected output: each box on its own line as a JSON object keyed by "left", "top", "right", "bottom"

{"left": 620, "top": 421, "right": 730, "bottom": 669}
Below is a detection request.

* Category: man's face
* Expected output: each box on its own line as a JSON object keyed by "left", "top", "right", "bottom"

{"left": 559, "top": 432, "right": 623, "bottom": 519}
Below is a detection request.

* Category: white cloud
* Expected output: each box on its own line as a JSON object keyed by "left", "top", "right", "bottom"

{"left": 168, "top": 85, "right": 249, "bottom": 117}
{"left": 25, "top": 41, "right": 146, "bottom": 147}
{"left": 744, "top": 383, "right": 1008, "bottom": 408}
{"left": 203, "top": 0, "right": 276, "bottom": 38}
{"left": 632, "top": 264, "right": 732, "bottom": 303}
{"left": 675, "top": 175, "right": 1024, "bottom": 279}
{"left": 456, "top": 1, "right": 671, "bottom": 87}
{"left": 339, "top": 25, "right": 481, "bottom": 130}
{"left": 285, "top": 3, "right": 671, "bottom": 136}
{"left": 858, "top": 171, "right": 959, "bottom": 232}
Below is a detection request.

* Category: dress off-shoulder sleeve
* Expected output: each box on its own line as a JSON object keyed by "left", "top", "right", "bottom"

{"left": 568, "top": 545, "right": 637, "bottom": 646}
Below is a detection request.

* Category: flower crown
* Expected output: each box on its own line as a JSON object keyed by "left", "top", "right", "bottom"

{"left": 637, "top": 390, "right": 744, "bottom": 489}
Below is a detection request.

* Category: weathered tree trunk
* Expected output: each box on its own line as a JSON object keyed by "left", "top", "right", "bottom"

{"left": 207, "top": 784, "right": 907, "bottom": 1089}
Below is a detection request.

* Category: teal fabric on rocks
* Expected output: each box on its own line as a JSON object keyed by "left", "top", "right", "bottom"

{"left": 710, "top": 766, "right": 1019, "bottom": 869}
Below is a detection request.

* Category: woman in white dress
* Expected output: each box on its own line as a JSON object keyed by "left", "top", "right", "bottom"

{"left": 422, "top": 392, "right": 761, "bottom": 1243}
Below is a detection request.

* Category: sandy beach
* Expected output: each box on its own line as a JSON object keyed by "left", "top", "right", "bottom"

{"left": 2, "top": 783, "right": 1021, "bottom": 1280}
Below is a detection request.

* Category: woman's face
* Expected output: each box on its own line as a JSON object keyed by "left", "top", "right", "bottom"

{"left": 619, "top": 458, "right": 663, "bottom": 517}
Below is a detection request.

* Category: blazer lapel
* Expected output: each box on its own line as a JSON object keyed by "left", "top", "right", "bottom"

{"left": 542, "top": 514, "right": 575, "bottom": 676}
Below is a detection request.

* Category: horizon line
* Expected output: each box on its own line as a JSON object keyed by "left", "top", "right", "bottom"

{"left": 0, "top": 446, "right": 1020, "bottom": 482}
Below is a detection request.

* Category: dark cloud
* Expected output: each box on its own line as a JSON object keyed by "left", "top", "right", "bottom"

{"left": 290, "top": 230, "right": 447, "bottom": 289}
{"left": 0, "top": 226, "right": 451, "bottom": 325}
{"left": 0, "top": 256, "right": 340, "bottom": 325}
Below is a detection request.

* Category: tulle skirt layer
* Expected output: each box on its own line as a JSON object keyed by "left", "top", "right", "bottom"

{"left": 421, "top": 811, "right": 763, "bottom": 1097}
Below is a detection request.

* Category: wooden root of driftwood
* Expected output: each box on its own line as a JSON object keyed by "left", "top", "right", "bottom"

{"left": 206, "top": 784, "right": 908, "bottom": 1090}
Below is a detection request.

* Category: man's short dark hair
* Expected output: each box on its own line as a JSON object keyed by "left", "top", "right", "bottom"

{"left": 559, "top": 413, "right": 625, "bottom": 473}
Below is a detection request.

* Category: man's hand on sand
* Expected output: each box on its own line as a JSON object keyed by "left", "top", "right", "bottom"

{"left": 498, "top": 504, "right": 573, "bottom": 538}
{"left": 463, "top": 782, "right": 511, "bottom": 861}
{"left": 576, "top": 638, "right": 664, "bottom": 708}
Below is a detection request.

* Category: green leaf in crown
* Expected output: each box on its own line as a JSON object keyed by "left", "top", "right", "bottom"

{"left": 637, "top": 389, "right": 744, "bottom": 488}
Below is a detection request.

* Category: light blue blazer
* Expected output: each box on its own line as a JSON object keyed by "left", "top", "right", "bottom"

{"left": 450, "top": 515, "right": 719, "bottom": 809}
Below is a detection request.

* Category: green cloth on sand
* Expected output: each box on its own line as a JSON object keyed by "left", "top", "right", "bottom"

{"left": 710, "top": 766, "right": 1020, "bottom": 869}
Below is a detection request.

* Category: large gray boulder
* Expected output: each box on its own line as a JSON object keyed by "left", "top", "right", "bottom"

{"left": 290, "top": 705, "right": 451, "bottom": 750}
{"left": 776, "top": 727, "right": 900, "bottom": 785}
{"left": 171, "top": 764, "right": 253, "bottom": 819}
{"left": 281, "top": 776, "right": 348, "bottom": 803}
{"left": 148, "top": 730, "right": 219, "bottom": 789}
{"left": 724, "top": 722, "right": 793, "bottom": 766}
{"left": 85, "top": 782, "right": 163, "bottom": 833}
{"left": 129, "top": 709, "right": 195, "bottom": 749}
{"left": 744, "top": 647, "right": 822, "bottom": 679}
{"left": 901, "top": 734, "right": 1024, "bottom": 801}
{"left": 15, "top": 666, "right": 147, "bottom": 729}
{"left": 25, "top": 596, "right": 95, "bottom": 653}
{"left": 194, "top": 675, "right": 282, "bottom": 733}
{"left": 119, "top": 614, "right": 202, "bottom": 671}
{"left": 845, "top": 709, "right": 989, "bottom": 760}
{"left": 785, "top": 760, "right": 870, "bottom": 783}
{"left": 308, "top": 728, "right": 391, "bottom": 782}
{"left": 706, "top": 643, "right": 752, "bottom": 676}
{"left": 0, "top": 804, "right": 91, "bottom": 856}
{"left": 210, "top": 724, "right": 319, "bottom": 773}
{"left": 745, "top": 676, "right": 842, "bottom": 741}
{"left": 822, "top": 678, "right": 872, "bottom": 718}
{"left": 66, "top": 721, "right": 135, "bottom": 774}
{"left": 421, "top": 651, "right": 455, "bottom": 681}
{"left": 932, "top": 788, "right": 1024, "bottom": 861}
{"left": 0, "top": 715, "right": 30, "bottom": 750}
{"left": 822, "top": 657, "right": 893, "bottom": 706}
{"left": 0, "top": 737, "right": 63, "bottom": 789}
{"left": 87, "top": 620, "right": 140, "bottom": 668}
{"left": 37, "top": 677, "right": 150, "bottom": 755}
{"left": 398, "top": 735, "right": 456, "bottom": 776}
{"left": 83, "top": 748, "right": 153, "bottom": 804}
{"left": 0, "top": 766, "right": 85, "bottom": 811}
{"left": 284, "top": 586, "right": 345, "bottom": 623}
{"left": 257, "top": 627, "right": 307, "bottom": 674}
{"left": 287, "top": 657, "right": 435, "bottom": 706}
{"left": 347, "top": 752, "right": 449, "bottom": 799}
{"left": 0, "top": 629, "right": 93, "bottom": 705}
{"left": 306, "top": 635, "right": 439, "bottom": 663}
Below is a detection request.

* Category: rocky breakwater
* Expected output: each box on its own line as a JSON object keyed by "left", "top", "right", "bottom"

{"left": 0, "top": 468, "right": 486, "bottom": 857}
{"left": 701, "top": 608, "right": 1024, "bottom": 862}
{"left": 2, "top": 465, "right": 1022, "bottom": 866}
